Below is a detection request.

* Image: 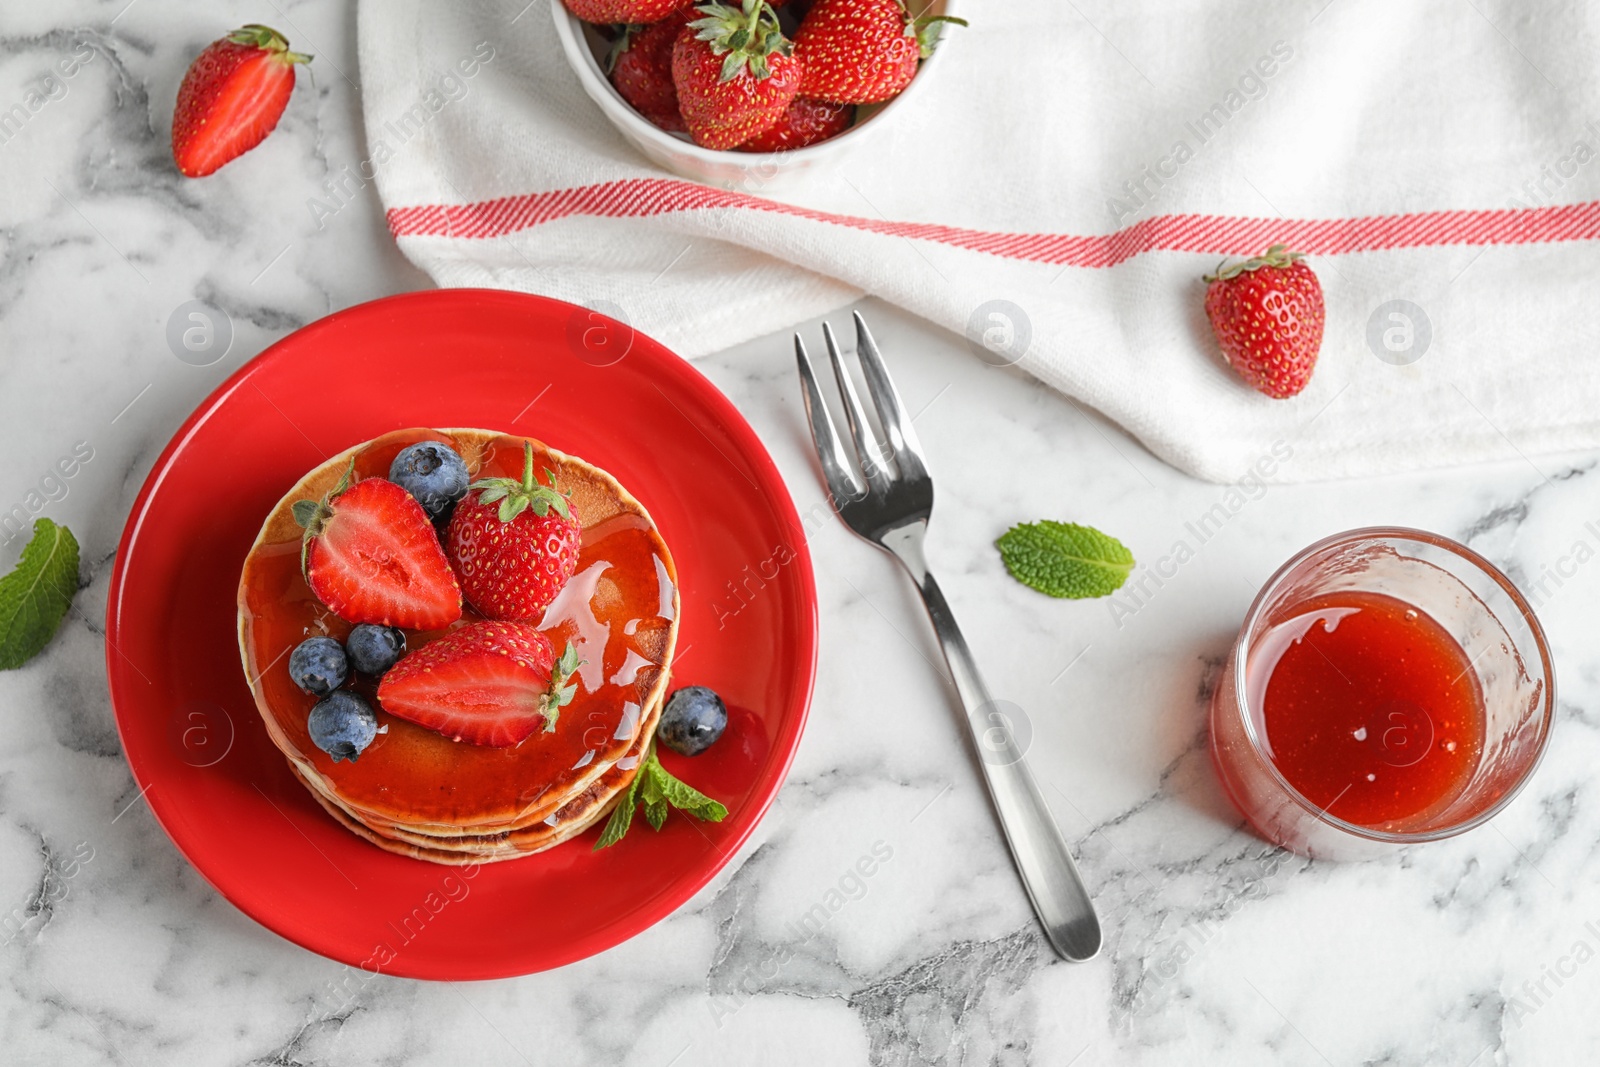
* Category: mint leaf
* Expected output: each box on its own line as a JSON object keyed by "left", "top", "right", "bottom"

{"left": 652, "top": 759, "right": 729, "bottom": 823}
{"left": 640, "top": 761, "right": 665, "bottom": 806}
{"left": 0, "top": 519, "right": 81, "bottom": 671}
{"left": 594, "top": 770, "right": 642, "bottom": 850}
{"left": 996, "top": 520, "right": 1134, "bottom": 599}
{"left": 591, "top": 744, "right": 728, "bottom": 850}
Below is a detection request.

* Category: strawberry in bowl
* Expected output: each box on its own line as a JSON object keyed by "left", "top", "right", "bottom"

{"left": 551, "top": 0, "right": 964, "bottom": 187}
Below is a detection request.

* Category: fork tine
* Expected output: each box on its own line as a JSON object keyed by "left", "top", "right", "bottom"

{"left": 822, "top": 321, "right": 895, "bottom": 493}
{"left": 795, "top": 335, "right": 863, "bottom": 505}
{"left": 852, "top": 311, "right": 928, "bottom": 483}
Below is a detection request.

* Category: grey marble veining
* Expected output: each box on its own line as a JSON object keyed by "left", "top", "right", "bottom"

{"left": 3, "top": 1, "right": 1599, "bottom": 1065}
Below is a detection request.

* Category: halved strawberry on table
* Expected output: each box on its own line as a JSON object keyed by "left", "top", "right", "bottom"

{"left": 172, "top": 24, "right": 311, "bottom": 178}
{"left": 673, "top": 0, "right": 801, "bottom": 149}
{"left": 445, "top": 443, "right": 582, "bottom": 622}
{"left": 294, "top": 463, "right": 462, "bottom": 630}
{"left": 793, "top": 0, "right": 965, "bottom": 105}
{"left": 378, "top": 621, "right": 583, "bottom": 745}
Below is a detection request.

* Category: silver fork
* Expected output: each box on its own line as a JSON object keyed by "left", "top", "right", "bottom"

{"left": 795, "top": 312, "right": 1102, "bottom": 963}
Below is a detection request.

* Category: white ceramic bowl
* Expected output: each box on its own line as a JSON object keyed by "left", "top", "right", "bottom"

{"left": 551, "top": 0, "right": 961, "bottom": 191}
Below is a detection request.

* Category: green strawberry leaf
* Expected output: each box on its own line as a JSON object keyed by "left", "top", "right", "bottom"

{"left": 996, "top": 520, "right": 1134, "bottom": 599}
{"left": 540, "top": 641, "right": 584, "bottom": 733}
{"left": 537, "top": 470, "right": 571, "bottom": 520}
{"left": 913, "top": 14, "right": 968, "bottom": 58}
{"left": 693, "top": 0, "right": 789, "bottom": 79}
{"left": 0, "top": 519, "right": 81, "bottom": 671}
{"left": 604, "top": 24, "right": 641, "bottom": 74}
{"left": 499, "top": 495, "right": 530, "bottom": 523}
{"left": 293, "top": 459, "right": 354, "bottom": 583}
{"left": 467, "top": 443, "right": 570, "bottom": 524}
{"left": 555, "top": 642, "right": 581, "bottom": 675}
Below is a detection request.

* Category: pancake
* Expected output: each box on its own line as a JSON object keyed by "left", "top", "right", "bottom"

{"left": 290, "top": 685, "right": 663, "bottom": 838}
{"left": 290, "top": 700, "right": 657, "bottom": 863}
{"left": 292, "top": 689, "right": 663, "bottom": 858}
{"left": 237, "top": 428, "right": 679, "bottom": 862}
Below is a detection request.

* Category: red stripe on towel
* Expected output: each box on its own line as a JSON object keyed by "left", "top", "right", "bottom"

{"left": 385, "top": 178, "right": 1600, "bottom": 266}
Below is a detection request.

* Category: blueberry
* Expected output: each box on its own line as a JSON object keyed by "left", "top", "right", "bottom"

{"left": 308, "top": 690, "right": 379, "bottom": 763}
{"left": 288, "top": 636, "right": 347, "bottom": 696}
{"left": 346, "top": 624, "right": 406, "bottom": 675}
{"left": 658, "top": 686, "right": 727, "bottom": 756}
{"left": 388, "top": 441, "right": 470, "bottom": 522}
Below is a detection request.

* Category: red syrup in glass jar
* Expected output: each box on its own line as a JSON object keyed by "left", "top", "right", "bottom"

{"left": 1249, "top": 590, "right": 1487, "bottom": 829}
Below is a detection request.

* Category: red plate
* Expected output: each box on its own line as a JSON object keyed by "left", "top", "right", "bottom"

{"left": 105, "top": 289, "right": 817, "bottom": 979}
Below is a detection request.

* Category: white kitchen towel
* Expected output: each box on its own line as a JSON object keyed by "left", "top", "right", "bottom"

{"left": 355, "top": 0, "right": 1600, "bottom": 483}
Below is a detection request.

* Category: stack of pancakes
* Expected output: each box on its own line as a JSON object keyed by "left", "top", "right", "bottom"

{"left": 236, "top": 429, "right": 678, "bottom": 864}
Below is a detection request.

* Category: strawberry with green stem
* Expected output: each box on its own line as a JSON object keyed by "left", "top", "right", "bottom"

{"left": 672, "top": 0, "right": 801, "bottom": 150}
{"left": 609, "top": 11, "right": 695, "bottom": 132}
{"left": 794, "top": 0, "right": 966, "bottom": 105}
{"left": 1203, "top": 244, "right": 1326, "bottom": 399}
{"left": 445, "top": 443, "right": 582, "bottom": 622}
{"left": 172, "top": 24, "right": 311, "bottom": 178}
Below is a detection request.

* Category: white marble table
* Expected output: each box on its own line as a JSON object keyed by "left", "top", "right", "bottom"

{"left": 2, "top": 3, "right": 1597, "bottom": 1065}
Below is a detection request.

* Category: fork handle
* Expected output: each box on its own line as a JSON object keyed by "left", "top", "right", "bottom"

{"left": 887, "top": 531, "right": 1103, "bottom": 962}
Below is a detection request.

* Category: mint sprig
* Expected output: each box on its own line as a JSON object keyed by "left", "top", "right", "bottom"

{"left": 594, "top": 743, "right": 728, "bottom": 850}
{"left": 0, "top": 519, "right": 81, "bottom": 671}
{"left": 997, "top": 520, "right": 1134, "bottom": 599}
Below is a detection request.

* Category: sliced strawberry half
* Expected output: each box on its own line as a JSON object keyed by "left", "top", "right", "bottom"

{"left": 294, "top": 464, "right": 462, "bottom": 630}
{"left": 377, "top": 622, "right": 582, "bottom": 746}
{"left": 172, "top": 24, "right": 311, "bottom": 178}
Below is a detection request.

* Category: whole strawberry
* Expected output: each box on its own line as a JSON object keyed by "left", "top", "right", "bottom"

{"left": 673, "top": 0, "right": 801, "bottom": 150}
{"left": 1203, "top": 245, "right": 1325, "bottom": 399}
{"left": 610, "top": 11, "right": 695, "bottom": 133}
{"left": 172, "top": 24, "right": 310, "bottom": 178}
{"left": 794, "top": 0, "right": 965, "bottom": 105}
{"left": 446, "top": 443, "right": 581, "bottom": 621}
{"left": 564, "top": 0, "right": 695, "bottom": 24}
{"left": 738, "top": 97, "right": 854, "bottom": 152}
